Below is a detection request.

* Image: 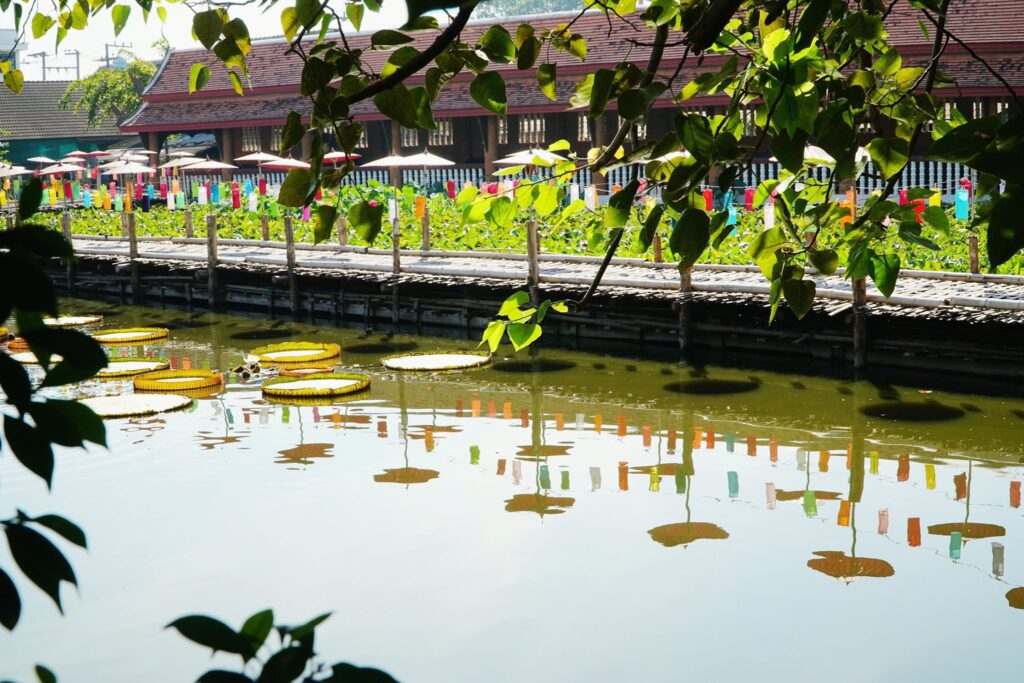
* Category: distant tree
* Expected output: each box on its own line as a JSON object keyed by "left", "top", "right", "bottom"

{"left": 58, "top": 55, "right": 156, "bottom": 126}
{"left": 475, "top": 0, "right": 581, "bottom": 17}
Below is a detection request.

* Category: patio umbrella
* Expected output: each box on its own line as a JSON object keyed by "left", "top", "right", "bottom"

{"left": 495, "top": 148, "right": 567, "bottom": 166}
{"left": 236, "top": 151, "right": 284, "bottom": 179}
{"left": 0, "top": 166, "right": 33, "bottom": 178}
{"left": 362, "top": 149, "right": 454, "bottom": 224}
{"left": 64, "top": 150, "right": 89, "bottom": 158}
{"left": 323, "top": 151, "right": 361, "bottom": 164}
{"left": 105, "top": 162, "right": 156, "bottom": 175}
{"left": 158, "top": 157, "right": 202, "bottom": 169}
{"left": 39, "top": 163, "right": 87, "bottom": 175}
{"left": 262, "top": 158, "right": 310, "bottom": 170}
{"left": 167, "top": 150, "right": 198, "bottom": 157}
{"left": 27, "top": 156, "right": 56, "bottom": 165}
{"left": 181, "top": 159, "right": 239, "bottom": 171}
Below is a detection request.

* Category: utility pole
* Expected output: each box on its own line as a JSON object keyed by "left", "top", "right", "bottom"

{"left": 64, "top": 49, "right": 81, "bottom": 80}
{"left": 26, "top": 51, "right": 48, "bottom": 81}
{"left": 95, "top": 42, "right": 132, "bottom": 69}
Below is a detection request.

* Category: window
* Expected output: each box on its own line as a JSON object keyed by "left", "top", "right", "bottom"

{"left": 518, "top": 113, "right": 546, "bottom": 145}
{"left": 996, "top": 98, "right": 1011, "bottom": 120}
{"left": 497, "top": 117, "right": 509, "bottom": 144}
{"left": 740, "top": 107, "right": 757, "bottom": 137}
{"left": 578, "top": 113, "right": 591, "bottom": 142}
{"left": 620, "top": 115, "right": 647, "bottom": 141}
{"left": 429, "top": 119, "right": 454, "bottom": 146}
{"left": 400, "top": 126, "right": 420, "bottom": 147}
{"left": 241, "top": 126, "right": 261, "bottom": 152}
{"left": 972, "top": 98, "right": 986, "bottom": 119}
{"left": 270, "top": 126, "right": 283, "bottom": 152}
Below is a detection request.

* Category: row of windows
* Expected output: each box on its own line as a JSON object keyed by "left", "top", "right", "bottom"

{"left": 240, "top": 125, "right": 368, "bottom": 153}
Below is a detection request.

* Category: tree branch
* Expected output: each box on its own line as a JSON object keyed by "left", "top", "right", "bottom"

{"left": 347, "top": 1, "right": 479, "bottom": 106}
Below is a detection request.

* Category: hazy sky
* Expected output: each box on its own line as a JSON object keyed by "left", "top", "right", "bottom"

{"left": 3, "top": 2, "right": 407, "bottom": 81}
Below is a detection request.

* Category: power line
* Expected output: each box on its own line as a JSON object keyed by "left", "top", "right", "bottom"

{"left": 95, "top": 42, "right": 132, "bottom": 69}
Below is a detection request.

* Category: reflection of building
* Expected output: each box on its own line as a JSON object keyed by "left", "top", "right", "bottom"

{"left": 0, "top": 81, "right": 132, "bottom": 161}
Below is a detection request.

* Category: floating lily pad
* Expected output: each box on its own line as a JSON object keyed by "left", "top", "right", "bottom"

{"left": 134, "top": 369, "right": 223, "bottom": 392}
{"left": 382, "top": 351, "right": 490, "bottom": 371}
{"left": 93, "top": 327, "right": 169, "bottom": 344}
{"left": 250, "top": 341, "right": 341, "bottom": 364}
{"left": 79, "top": 393, "right": 193, "bottom": 418}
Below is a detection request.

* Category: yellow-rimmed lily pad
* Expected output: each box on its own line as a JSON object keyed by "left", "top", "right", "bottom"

{"left": 262, "top": 372, "right": 370, "bottom": 399}
{"left": 97, "top": 357, "right": 171, "bottom": 379}
{"left": 134, "top": 369, "right": 223, "bottom": 392}
{"left": 79, "top": 393, "right": 193, "bottom": 418}
{"left": 250, "top": 341, "right": 341, "bottom": 364}
{"left": 93, "top": 327, "right": 169, "bottom": 344}
{"left": 382, "top": 351, "right": 490, "bottom": 372}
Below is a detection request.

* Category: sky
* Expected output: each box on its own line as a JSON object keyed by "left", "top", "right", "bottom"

{"left": 2, "top": 1, "right": 407, "bottom": 81}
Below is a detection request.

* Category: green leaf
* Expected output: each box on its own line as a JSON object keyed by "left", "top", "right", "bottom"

{"left": 314, "top": 205, "right": 337, "bottom": 244}
{"left": 278, "top": 169, "right": 312, "bottom": 208}
{"left": 112, "top": 4, "right": 131, "bottom": 36}
{"left": 0, "top": 567, "right": 20, "bottom": 630}
{"left": 639, "top": 205, "right": 664, "bottom": 253}
{"left": 286, "top": 611, "right": 331, "bottom": 641}
{"left": 517, "top": 36, "right": 540, "bottom": 70}
{"left": 808, "top": 248, "right": 839, "bottom": 275}
{"left": 469, "top": 72, "right": 507, "bottom": 117}
{"left": 5, "top": 524, "right": 76, "bottom": 613}
{"left": 30, "top": 399, "right": 105, "bottom": 448}
{"left": 537, "top": 63, "right": 557, "bottom": 101}
{"left": 281, "top": 7, "right": 299, "bottom": 41}
{"left": 371, "top": 29, "right": 413, "bottom": 49}
{"left": 987, "top": 190, "right": 1024, "bottom": 268}
{"left": 18, "top": 178, "right": 42, "bottom": 221}
{"left": 920, "top": 205, "right": 949, "bottom": 234}
{"left": 588, "top": 68, "right": 615, "bottom": 119}
{"left": 193, "top": 10, "right": 223, "bottom": 50}
{"left": 31, "top": 13, "right": 54, "bottom": 39}
{"left": 166, "top": 615, "right": 252, "bottom": 657}
{"left": 346, "top": 2, "right": 364, "bottom": 31}
{"left": 0, "top": 350, "right": 32, "bottom": 412}
{"left": 23, "top": 327, "right": 107, "bottom": 387}
{"left": 604, "top": 179, "right": 640, "bottom": 228}
{"left": 869, "top": 252, "right": 901, "bottom": 297}
{"left": 498, "top": 291, "right": 530, "bottom": 317}
{"left": 197, "top": 671, "right": 254, "bottom": 683}
{"left": 507, "top": 323, "right": 542, "bottom": 351}
{"left": 33, "top": 515, "right": 86, "bottom": 549}
{"left": 348, "top": 201, "right": 385, "bottom": 243}
{"left": 3, "top": 67, "right": 24, "bottom": 94}
{"left": 35, "top": 665, "right": 56, "bottom": 683}
{"left": 296, "top": 0, "right": 321, "bottom": 27}
{"left": 4, "top": 417, "right": 55, "bottom": 487}
{"left": 478, "top": 25, "right": 516, "bottom": 63}
{"left": 227, "top": 71, "right": 244, "bottom": 96}
{"left": 280, "top": 111, "right": 305, "bottom": 154}
{"left": 782, "top": 279, "right": 816, "bottom": 319}
{"left": 866, "top": 138, "right": 909, "bottom": 180}
{"left": 480, "top": 320, "right": 504, "bottom": 352}
{"left": 189, "top": 64, "right": 210, "bottom": 94}
{"left": 374, "top": 83, "right": 430, "bottom": 128}
{"left": 240, "top": 609, "right": 274, "bottom": 657}
{"left": 669, "top": 208, "right": 711, "bottom": 269}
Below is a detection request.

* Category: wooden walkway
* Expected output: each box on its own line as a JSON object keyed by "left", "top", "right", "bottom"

{"left": 69, "top": 235, "right": 1024, "bottom": 319}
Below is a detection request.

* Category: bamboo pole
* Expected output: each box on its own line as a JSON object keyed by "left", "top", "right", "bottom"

{"left": 284, "top": 214, "right": 298, "bottom": 316}
{"left": 526, "top": 218, "right": 540, "bottom": 306}
{"left": 127, "top": 212, "right": 141, "bottom": 304}
{"left": 852, "top": 277, "right": 868, "bottom": 373}
{"left": 969, "top": 235, "right": 980, "bottom": 274}
{"left": 421, "top": 204, "right": 431, "bottom": 251}
{"left": 337, "top": 213, "right": 348, "bottom": 246}
{"left": 679, "top": 266, "right": 693, "bottom": 360}
{"left": 261, "top": 213, "right": 271, "bottom": 241}
{"left": 183, "top": 209, "right": 193, "bottom": 239}
{"left": 206, "top": 213, "right": 219, "bottom": 310}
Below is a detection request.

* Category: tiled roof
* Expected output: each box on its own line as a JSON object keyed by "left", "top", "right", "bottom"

{"left": 0, "top": 81, "right": 123, "bottom": 140}
{"left": 143, "top": 0, "right": 1024, "bottom": 98}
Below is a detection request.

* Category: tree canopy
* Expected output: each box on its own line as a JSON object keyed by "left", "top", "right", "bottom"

{"left": 58, "top": 54, "right": 156, "bottom": 126}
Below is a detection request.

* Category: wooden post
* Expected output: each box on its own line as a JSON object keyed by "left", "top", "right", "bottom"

{"left": 183, "top": 209, "right": 193, "bottom": 238}
{"left": 5, "top": 214, "right": 14, "bottom": 230}
{"left": 968, "top": 235, "right": 980, "bottom": 274}
{"left": 653, "top": 234, "right": 663, "bottom": 263}
{"left": 852, "top": 277, "right": 868, "bottom": 374}
{"left": 120, "top": 212, "right": 128, "bottom": 237}
{"left": 261, "top": 213, "right": 270, "bottom": 241}
{"left": 206, "top": 214, "right": 219, "bottom": 310}
{"left": 526, "top": 218, "right": 540, "bottom": 306}
{"left": 61, "top": 212, "right": 73, "bottom": 293}
{"left": 337, "top": 213, "right": 348, "bottom": 245}
{"left": 420, "top": 204, "right": 430, "bottom": 251}
{"left": 127, "top": 213, "right": 141, "bottom": 304}
{"left": 284, "top": 214, "right": 299, "bottom": 316}
{"left": 391, "top": 215, "right": 401, "bottom": 330}
{"left": 679, "top": 267, "right": 693, "bottom": 359}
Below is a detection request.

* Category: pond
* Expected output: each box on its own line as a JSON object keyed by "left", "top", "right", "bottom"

{"left": 2, "top": 303, "right": 1023, "bottom": 682}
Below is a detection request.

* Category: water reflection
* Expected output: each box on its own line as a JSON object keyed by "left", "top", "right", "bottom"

{"left": 860, "top": 401, "right": 966, "bottom": 422}
{"left": 807, "top": 551, "right": 895, "bottom": 580}
{"left": 277, "top": 443, "right": 334, "bottom": 465}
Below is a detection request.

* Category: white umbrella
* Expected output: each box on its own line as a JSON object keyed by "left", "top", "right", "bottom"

{"left": 0, "top": 167, "right": 33, "bottom": 178}
{"left": 167, "top": 150, "right": 198, "bottom": 158}
{"left": 181, "top": 159, "right": 238, "bottom": 171}
{"left": 60, "top": 157, "right": 87, "bottom": 166}
{"left": 361, "top": 150, "right": 454, "bottom": 169}
{"left": 28, "top": 156, "right": 56, "bottom": 164}
{"left": 65, "top": 150, "right": 89, "bottom": 158}
{"left": 158, "top": 157, "right": 202, "bottom": 169}
{"left": 235, "top": 152, "right": 283, "bottom": 163}
{"left": 39, "top": 163, "right": 86, "bottom": 175}
{"left": 495, "top": 148, "right": 567, "bottom": 166}
{"left": 262, "top": 158, "right": 310, "bottom": 170}
{"left": 104, "top": 162, "right": 156, "bottom": 175}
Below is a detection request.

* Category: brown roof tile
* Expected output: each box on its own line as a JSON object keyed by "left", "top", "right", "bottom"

{"left": 0, "top": 81, "right": 122, "bottom": 140}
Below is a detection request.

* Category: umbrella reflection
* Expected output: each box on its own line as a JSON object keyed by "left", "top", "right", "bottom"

{"left": 807, "top": 551, "right": 895, "bottom": 580}
{"left": 504, "top": 493, "right": 575, "bottom": 516}
{"left": 374, "top": 468, "right": 440, "bottom": 484}
{"left": 1007, "top": 587, "right": 1024, "bottom": 610}
{"left": 276, "top": 443, "right": 333, "bottom": 465}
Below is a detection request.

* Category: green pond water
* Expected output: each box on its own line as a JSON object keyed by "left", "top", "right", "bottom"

{"left": 2, "top": 303, "right": 1023, "bottom": 682}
